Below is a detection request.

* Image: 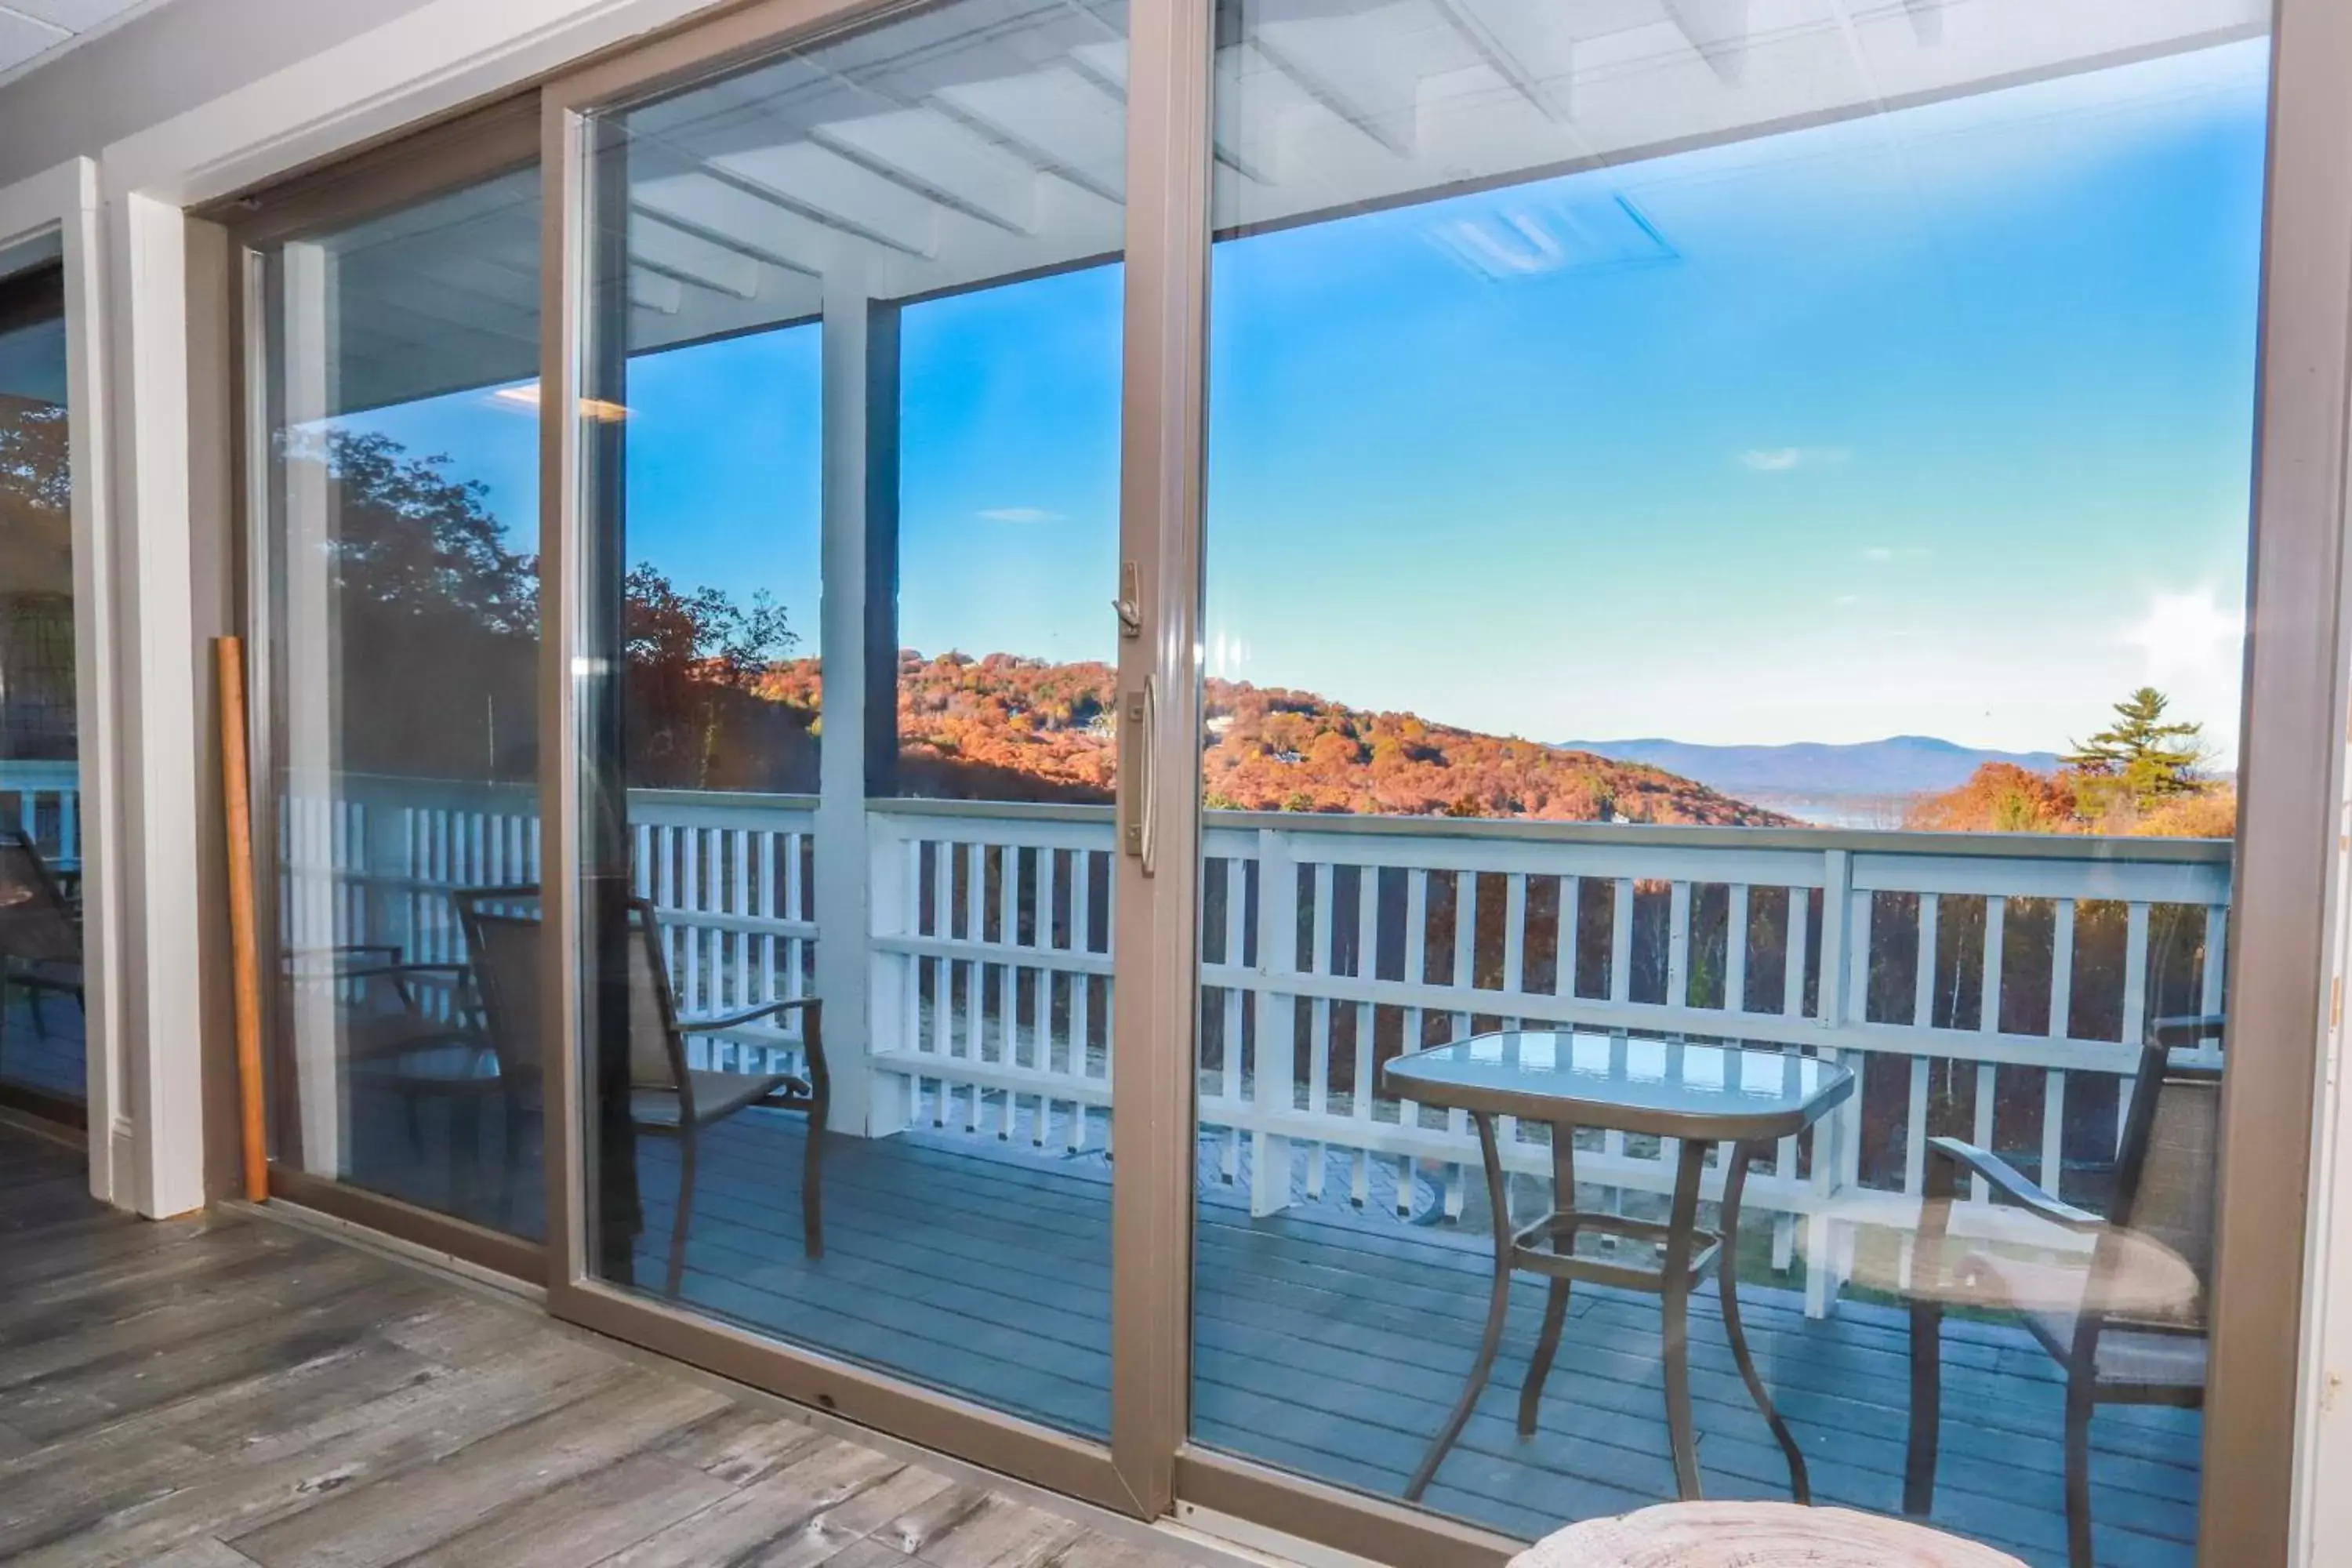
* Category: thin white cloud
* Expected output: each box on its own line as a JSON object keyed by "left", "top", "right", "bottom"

{"left": 1862, "top": 546, "right": 1895, "bottom": 563}
{"left": 1739, "top": 445, "right": 1850, "bottom": 473}
{"left": 2122, "top": 585, "right": 2245, "bottom": 682}
{"left": 978, "top": 506, "right": 1064, "bottom": 524}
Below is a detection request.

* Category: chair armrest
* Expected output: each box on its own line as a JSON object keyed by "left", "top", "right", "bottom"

{"left": 2151, "top": 1014, "right": 2225, "bottom": 1046}
{"left": 1926, "top": 1136, "right": 2103, "bottom": 1233}
{"left": 678, "top": 996, "right": 820, "bottom": 1034}
{"left": 289, "top": 956, "right": 470, "bottom": 983}
{"left": 282, "top": 942, "right": 401, "bottom": 974}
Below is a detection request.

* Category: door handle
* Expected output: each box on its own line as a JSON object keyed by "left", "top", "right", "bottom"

{"left": 1122, "top": 676, "right": 1157, "bottom": 876}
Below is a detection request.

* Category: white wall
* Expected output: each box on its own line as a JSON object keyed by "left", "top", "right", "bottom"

{"left": 0, "top": 0, "right": 438, "bottom": 191}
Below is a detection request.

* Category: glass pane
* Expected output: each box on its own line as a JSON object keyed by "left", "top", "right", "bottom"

{"left": 263, "top": 165, "right": 544, "bottom": 1234}
{"left": 1192, "top": 5, "right": 2267, "bottom": 1563}
{"left": 0, "top": 252, "right": 84, "bottom": 1116}
{"left": 573, "top": 0, "right": 1126, "bottom": 1439}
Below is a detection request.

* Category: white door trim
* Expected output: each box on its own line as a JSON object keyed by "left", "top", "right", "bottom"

{"left": 0, "top": 156, "right": 129, "bottom": 1209}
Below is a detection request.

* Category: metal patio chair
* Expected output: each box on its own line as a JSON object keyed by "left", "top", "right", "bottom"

{"left": 1904, "top": 1014, "right": 2219, "bottom": 1568}
{"left": 0, "top": 823, "right": 83, "bottom": 1047}
{"left": 456, "top": 885, "right": 826, "bottom": 1296}
{"left": 280, "top": 932, "right": 512, "bottom": 1214}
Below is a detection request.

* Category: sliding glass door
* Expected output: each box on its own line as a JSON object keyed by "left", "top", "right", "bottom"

{"left": 0, "top": 250, "right": 85, "bottom": 1125}
{"left": 245, "top": 125, "right": 546, "bottom": 1252}
{"left": 1187, "top": 4, "right": 2271, "bottom": 1566}
{"left": 552, "top": 0, "right": 1133, "bottom": 1461}
{"left": 194, "top": 0, "right": 2329, "bottom": 1560}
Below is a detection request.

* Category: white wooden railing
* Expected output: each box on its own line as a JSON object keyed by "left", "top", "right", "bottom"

{"left": 277, "top": 775, "right": 818, "bottom": 1078}
{"left": 867, "top": 800, "right": 2229, "bottom": 1313}
{"left": 260, "top": 773, "right": 2228, "bottom": 1316}
{"left": 0, "top": 757, "right": 82, "bottom": 873}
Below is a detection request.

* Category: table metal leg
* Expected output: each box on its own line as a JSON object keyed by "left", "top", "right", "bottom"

{"left": 1518, "top": 1120, "right": 1576, "bottom": 1436}
{"left": 1404, "top": 1111, "right": 1514, "bottom": 1503}
{"left": 1720, "top": 1137, "right": 1812, "bottom": 1502}
{"left": 1661, "top": 1138, "right": 1708, "bottom": 1500}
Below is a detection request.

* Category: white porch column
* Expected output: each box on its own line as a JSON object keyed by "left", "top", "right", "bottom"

{"left": 274, "top": 238, "right": 347, "bottom": 1180}
{"left": 102, "top": 190, "right": 209, "bottom": 1218}
{"left": 812, "top": 287, "right": 883, "bottom": 1137}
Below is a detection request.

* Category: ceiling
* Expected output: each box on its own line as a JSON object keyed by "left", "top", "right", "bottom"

{"left": 296, "top": 0, "right": 2271, "bottom": 415}
{"left": 0, "top": 0, "right": 166, "bottom": 86}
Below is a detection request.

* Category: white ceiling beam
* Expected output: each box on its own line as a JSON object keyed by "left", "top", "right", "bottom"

{"left": 630, "top": 270, "right": 682, "bottom": 315}
{"left": 699, "top": 140, "right": 939, "bottom": 258}
{"left": 1246, "top": 16, "right": 1419, "bottom": 159}
{"left": 930, "top": 65, "right": 1127, "bottom": 205}
{"left": 633, "top": 132, "right": 934, "bottom": 260}
{"left": 1661, "top": 0, "right": 1753, "bottom": 84}
{"left": 629, "top": 198, "right": 820, "bottom": 280}
{"left": 1432, "top": 0, "right": 1573, "bottom": 122}
{"left": 336, "top": 264, "right": 537, "bottom": 350}
{"left": 809, "top": 107, "right": 1039, "bottom": 234}
{"left": 629, "top": 216, "right": 762, "bottom": 299}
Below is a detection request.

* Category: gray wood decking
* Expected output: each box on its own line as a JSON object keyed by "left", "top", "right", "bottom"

{"left": 0, "top": 1120, "right": 1200, "bottom": 1568}
{"left": 0, "top": 992, "right": 83, "bottom": 1106}
{"left": 320, "top": 1091, "right": 2205, "bottom": 1567}
{"left": 629, "top": 1112, "right": 2197, "bottom": 1568}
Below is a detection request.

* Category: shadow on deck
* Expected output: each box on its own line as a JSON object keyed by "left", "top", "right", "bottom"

{"left": 342, "top": 1098, "right": 2200, "bottom": 1568}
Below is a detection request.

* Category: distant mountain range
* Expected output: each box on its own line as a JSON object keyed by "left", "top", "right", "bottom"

{"left": 759, "top": 653, "right": 1796, "bottom": 823}
{"left": 1556, "top": 735, "right": 2060, "bottom": 826}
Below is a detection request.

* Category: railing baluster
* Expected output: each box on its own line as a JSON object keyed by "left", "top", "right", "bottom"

{"left": 1966, "top": 895, "right": 2006, "bottom": 1201}
{"left": 1396, "top": 869, "right": 1428, "bottom": 1214}
{"left": 1667, "top": 879, "right": 1692, "bottom": 1007}
{"left": 1346, "top": 859, "right": 1377, "bottom": 1207}
{"left": 1609, "top": 877, "right": 1635, "bottom": 1006}
{"left": 1725, "top": 882, "right": 1748, "bottom": 1017}
{"left": 1445, "top": 869, "right": 1477, "bottom": 1220}
{"left": 1036, "top": 844, "right": 1061, "bottom": 1147}
{"left": 2202, "top": 903, "right": 2230, "bottom": 1025}
{"left": 1499, "top": 872, "right": 1527, "bottom": 1177}
{"left": 1070, "top": 848, "right": 1092, "bottom": 1151}
{"left": 963, "top": 840, "right": 984, "bottom": 1134}
{"left": 1251, "top": 830, "right": 1298, "bottom": 1212}
{"left": 1606, "top": 876, "right": 1633, "bottom": 1178}
{"left": 1904, "top": 891, "right": 1940, "bottom": 1196}
{"left": 2118, "top": 899, "right": 2152, "bottom": 1152}
{"left": 1225, "top": 855, "right": 1261, "bottom": 1182}
{"left": 928, "top": 839, "right": 952, "bottom": 1125}
{"left": 1308, "top": 859, "right": 1335, "bottom": 1198}
{"left": 1560, "top": 872, "right": 1581, "bottom": 1000}
{"left": 2044, "top": 898, "right": 2078, "bottom": 1196}
{"left": 1000, "top": 844, "right": 1019, "bottom": 1140}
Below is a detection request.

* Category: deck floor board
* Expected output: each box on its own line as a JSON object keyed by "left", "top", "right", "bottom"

{"left": 321, "top": 1093, "right": 2201, "bottom": 1568}
{"left": 0, "top": 1120, "right": 1198, "bottom": 1568}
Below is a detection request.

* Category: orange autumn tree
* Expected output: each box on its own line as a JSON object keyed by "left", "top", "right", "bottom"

{"left": 1905, "top": 689, "right": 2234, "bottom": 840}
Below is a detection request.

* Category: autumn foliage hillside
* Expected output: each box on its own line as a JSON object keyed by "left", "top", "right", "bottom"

{"left": 760, "top": 650, "right": 1793, "bottom": 824}
{"left": 1905, "top": 762, "right": 2236, "bottom": 839}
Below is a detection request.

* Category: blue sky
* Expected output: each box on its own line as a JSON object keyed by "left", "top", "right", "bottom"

{"left": 351, "top": 37, "right": 2270, "bottom": 760}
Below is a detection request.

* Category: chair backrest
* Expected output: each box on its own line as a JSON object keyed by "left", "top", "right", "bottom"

{"left": 0, "top": 826, "right": 78, "bottom": 965}
{"left": 454, "top": 884, "right": 687, "bottom": 1098}
{"left": 622, "top": 899, "right": 690, "bottom": 1095}
{"left": 2100, "top": 1016, "right": 2223, "bottom": 1329}
{"left": 453, "top": 885, "right": 545, "bottom": 1078}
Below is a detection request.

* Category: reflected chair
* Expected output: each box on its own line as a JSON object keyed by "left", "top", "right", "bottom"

{"left": 457, "top": 885, "right": 826, "bottom": 1296}
{"left": 0, "top": 824, "right": 84, "bottom": 1051}
{"left": 1904, "top": 1014, "right": 2219, "bottom": 1568}
{"left": 281, "top": 937, "right": 507, "bottom": 1214}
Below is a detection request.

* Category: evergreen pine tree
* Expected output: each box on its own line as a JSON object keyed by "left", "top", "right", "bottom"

{"left": 2060, "top": 687, "right": 2205, "bottom": 802}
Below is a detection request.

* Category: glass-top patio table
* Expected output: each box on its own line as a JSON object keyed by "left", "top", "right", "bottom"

{"left": 1385, "top": 1031, "right": 1855, "bottom": 1506}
